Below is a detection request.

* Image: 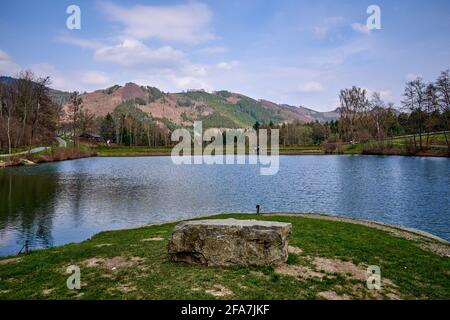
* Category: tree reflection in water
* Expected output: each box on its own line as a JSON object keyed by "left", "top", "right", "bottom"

{"left": 0, "top": 168, "right": 58, "bottom": 250}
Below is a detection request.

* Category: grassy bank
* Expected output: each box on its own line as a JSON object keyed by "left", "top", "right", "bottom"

{"left": 93, "top": 145, "right": 324, "bottom": 157}
{"left": 94, "top": 146, "right": 173, "bottom": 157}
{"left": 0, "top": 147, "right": 97, "bottom": 168}
{"left": 356, "top": 132, "right": 450, "bottom": 157}
{"left": 1, "top": 213, "right": 448, "bottom": 300}
{"left": 91, "top": 134, "right": 450, "bottom": 158}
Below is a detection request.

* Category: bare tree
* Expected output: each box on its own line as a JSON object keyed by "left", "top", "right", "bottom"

{"left": 436, "top": 70, "right": 450, "bottom": 150}
{"left": 0, "top": 83, "right": 14, "bottom": 154}
{"left": 369, "top": 92, "right": 387, "bottom": 140}
{"left": 424, "top": 82, "right": 439, "bottom": 147}
{"left": 402, "top": 78, "right": 427, "bottom": 149}
{"left": 339, "top": 86, "right": 370, "bottom": 143}
{"left": 78, "top": 108, "right": 95, "bottom": 135}
{"left": 14, "top": 71, "right": 37, "bottom": 148}
{"left": 68, "top": 92, "right": 83, "bottom": 147}
{"left": 29, "top": 77, "right": 51, "bottom": 148}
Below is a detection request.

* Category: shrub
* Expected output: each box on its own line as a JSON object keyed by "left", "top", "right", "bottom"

{"left": 322, "top": 142, "right": 342, "bottom": 154}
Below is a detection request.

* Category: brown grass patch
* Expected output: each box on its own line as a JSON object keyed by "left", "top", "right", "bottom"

{"left": 94, "top": 243, "right": 113, "bottom": 248}
{"left": 288, "top": 245, "right": 303, "bottom": 255}
{"left": 0, "top": 257, "right": 21, "bottom": 266}
{"left": 141, "top": 237, "right": 164, "bottom": 242}
{"left": 419, "top": 243, "right": 450, "bottom": 257}
{"left": 313, "top": 257, "right": 367, "bottom": 280}
{"left": 318, "top": 290, "right": 350, "bottom": 300}
{"left": 114, "top": 283, "right": 137, "bottom": 293}
{"left": 42, "top": 288, "right": 55, "bottom": 295}
{"left": 275, "top": 264, "right": 324, "bottom": 280}
{"left": 249, "top": 270, "right": 268, "bottom": 279}
{"left": 205, "top": 284, "right": 233, "bottom": 297}
{"left": 82, "top": 256, "right": 144, "bottom": 270}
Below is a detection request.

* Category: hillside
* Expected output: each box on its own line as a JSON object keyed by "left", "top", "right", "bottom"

{"left": 1, "top": 77, "right": 339, "bottom": 129}
{"left": 72, "top": 83, "right": 338, "bottom": 129}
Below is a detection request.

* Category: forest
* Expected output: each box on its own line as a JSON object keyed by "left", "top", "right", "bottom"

{"left": 1, "top": 70, "right": 449, "bottom": 154}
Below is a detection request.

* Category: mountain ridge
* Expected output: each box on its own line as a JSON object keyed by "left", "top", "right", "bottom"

{"left": 0, "top": 76, "right": 339, "bottom": 129}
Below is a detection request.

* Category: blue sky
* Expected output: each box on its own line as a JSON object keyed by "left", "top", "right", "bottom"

{"left": 1, "top": 0, "right": 449, "bottom": 111}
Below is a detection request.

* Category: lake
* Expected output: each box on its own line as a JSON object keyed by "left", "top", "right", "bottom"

{"left": 1, "top": 155, "right": 449, "bottom": 256}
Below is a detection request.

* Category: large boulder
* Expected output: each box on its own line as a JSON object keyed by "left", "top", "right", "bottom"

{"left": 168, "top": 219, "right": 292, "bottom": 266}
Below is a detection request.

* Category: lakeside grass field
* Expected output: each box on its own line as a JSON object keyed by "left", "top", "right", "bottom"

{"left": 1, "top": 132, "right": 449, "bottom": 169}
{"left": 1, "top": 213, "right": 449, "bottom": 300}
{"left": 93, "top": 145, "right": 324, "bottom": 157}
{"left": 91, "top": 132, "right": 450, "bottom": 157}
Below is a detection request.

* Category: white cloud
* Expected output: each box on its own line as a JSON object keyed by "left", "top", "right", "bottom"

{"left": 196, "top": 46, "right": 228, "bottom": 55}
{"left": 0, "top": 50, "right": 9, "bottom": 61}
{"left": 314, "top": 16, "right": 344, "bottom": 39}
{"left": 81, "top": 71, "right": 111, "bottom": 85}
{"left": 309, "top": 39, "right": 373, "bottom": 66}
{"left": 101, "top": 2, "right": 214, "bottom": 44}
{"left": 271, "top": 67, "right": 321, "bottom": 78}
{"left": 379, "top": 90, "right": 395, "bottom": 102}
{"left": 324, "top": 16, "right": 345, "bottom": 24}
{"left": 94, "top": 39, "right": 186, "bottom": 69}
{"left": 405, "top": 73, "right": 421, "bottom": 81}
{"left": 31, "top": 63, "right": 75, "bottom": 91}
{"left": 351, "top": 23, "right": 371, "bottom": 35}
{"left": 0, "top": 49, "right": 20, "bottom": 76}
{"left": 298, "top": 81, "right": 324, "bottom": 92}
{"left": 170, "top": 75, "right": 211, "bottom": 91}
{"left": 30, "top": 63, "right": 111, "bottom": 92}
{"left": 56, "top": 34, "right": 103, "bottom": 49}
{"left": 364, "top": 87, "right": 396, "bottom": 103}
{"left": 313, "top": 27, "right": 328, "bottom": 39}
{"left": 217, "top": 60, "right": 239, "bottom": 70}
{"left": 0, "top": 50, "right": 78, "bottom": 91}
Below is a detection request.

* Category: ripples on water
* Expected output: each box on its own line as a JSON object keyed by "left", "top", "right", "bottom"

{"left": 0, "top": 155, "right": 449, "bottom": 255}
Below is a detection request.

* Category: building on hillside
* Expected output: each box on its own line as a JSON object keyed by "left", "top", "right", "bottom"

{"left": 79, "top": 133, "right": 104, "bottom": 143}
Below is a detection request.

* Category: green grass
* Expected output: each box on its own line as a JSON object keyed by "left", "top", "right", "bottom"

{"left": 0, "top": 144, "right": 48, "bottom": 155}
{"left": 342, "top": 143, "right": 363, "bottom": 154}
{"left": 94, "top": 146, "right": 173, "bottom": 157}
{"left": 84, "top": 131, "right": 450, "bottom": 158}
{"left": 391, "top": 132, "right": 449, "bottom": 145}
{"left": 0, "top": 214, "right": 448, "bottom": 300}
{"left": 279, "top": 145, "right": 324, "bottom": 155}
{"left": 93, "top": 145, "right": 325, "bottom": 157}
{"left": 343, "top": 132, "right": 450, "bottom": 156}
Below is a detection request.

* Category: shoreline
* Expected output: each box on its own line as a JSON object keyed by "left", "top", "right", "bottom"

{"left": 1, "top": 212, "right": 448, "bottom": 259}
{"left": 94, "top": 149, "right": 450, "bottom": 158}
{"left": 0, "top": 149, "right": 97, "bottom": 168}
{"left": 1, "top": 212, "right": 449, "bottom": 300}
{"left": 2, "top": 149, "right": 449, "bottom": 168}
{"left": 261, "top": 213, "right": 449, "bottom": 244}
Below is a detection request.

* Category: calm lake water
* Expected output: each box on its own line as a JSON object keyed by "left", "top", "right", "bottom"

{"left": 1, "top": 155, "right": 449, "bottom": 256}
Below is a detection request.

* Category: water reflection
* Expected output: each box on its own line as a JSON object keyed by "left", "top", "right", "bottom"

{"left": 0, "top": 168, "right": 58, "bottom": 249}
{"left": 0, "top": 156, "right": 449, "bottom": 256}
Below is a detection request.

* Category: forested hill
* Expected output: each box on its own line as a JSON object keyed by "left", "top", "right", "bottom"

{"left": 66, "top": 83, "right": 339, "bottom": 129}
{"left": 0, "top": 76, "right": 338, "bottom": 128}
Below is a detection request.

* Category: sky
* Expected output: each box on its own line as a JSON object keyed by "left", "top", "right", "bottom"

{"left": 0, "top": 0, "right": 449, "bottom": 111}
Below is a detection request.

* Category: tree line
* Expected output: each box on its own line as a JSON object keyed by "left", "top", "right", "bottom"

{"left": 2, "top": 69, "right": 449, "bottom": 153}
{"left": 61, "top": 97, "right": 171, "bottom": 147}
{"left": 99, "top": 101, "right": 171, "bottom": 147}
{"left": 337, "top": 69, "right": 450, "bottom": 151}
{"left": 253, "top": 69, "right": 449, "bottom": 153}
{"left": 0, "top": 71, "right": 60, "bottom": 153}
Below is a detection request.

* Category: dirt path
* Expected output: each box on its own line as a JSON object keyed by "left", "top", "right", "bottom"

{"left": 0, "top": 146, "right": 50, "bottom": 158}
{"left": 55, "top": 137, "right": 67, "bottom": 148}
{"left": 0, "top": 137, "right": 66, "bottom": 159}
